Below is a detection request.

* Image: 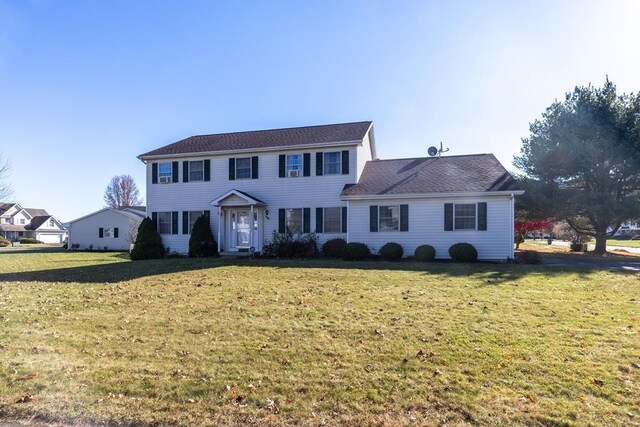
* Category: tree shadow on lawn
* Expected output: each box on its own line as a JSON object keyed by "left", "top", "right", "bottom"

{"left": 0, "top": 252, "right": 614, "bottom": 285}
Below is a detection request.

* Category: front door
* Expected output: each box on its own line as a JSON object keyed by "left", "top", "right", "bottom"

{"left": 236, "top": 211, "right": 251, "bottom": 248}
{"left": 229, "top": 209, "right": 259, "bottom": 250}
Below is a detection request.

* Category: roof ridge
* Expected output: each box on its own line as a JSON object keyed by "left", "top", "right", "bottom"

{"left": 186, "top": 121, "right": 373, "bottom": 140}
{"left": 370, "top": 153, "right": 493, "bottom": 162}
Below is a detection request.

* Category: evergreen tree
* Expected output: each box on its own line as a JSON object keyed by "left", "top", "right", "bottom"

{"left": 188, "top": 215, "right": 218, "bottom": 258}
{"left": 130, "top": 217, "right": 164, "bottom": 260}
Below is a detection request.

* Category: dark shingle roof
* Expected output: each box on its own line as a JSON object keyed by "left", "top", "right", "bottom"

{"left": 341, "top": 154, "right": 521, "bottom": 197}
{"left": 30, "top": 216, "right": 52, "bottom": 230}
{"left": 24, "top": 208, "right": 49, "bottom": 217}
{"left": 139, "top": 121, "right": 372, "bottom": 158}
{"left": 0, "top": 203, "right": 16, "bottom": 215}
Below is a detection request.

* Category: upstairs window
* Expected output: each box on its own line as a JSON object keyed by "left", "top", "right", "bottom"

{"left": 236, "top": 157, "right": 251, "bottom": 179}
{"left": 286, "top": 154, "right": 303, "bottom": 177}
{"left": 49, "top": 219, "right": 54, "bottom": 227}
{"left": 189, "top": 161, "right": 204, "bottom": 181}
{"left": 20, "top": 218, "right": 25, "bottom": 225}
{"left": 158, "top": 163, "right": 173, "bottom": 183}
{"left": 323, "top": 152, "right": 341, "bottom": 175}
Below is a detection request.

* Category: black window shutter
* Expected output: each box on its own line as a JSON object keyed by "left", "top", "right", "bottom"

{"left": 316, "top": 152, "right": 323, "bottom": 176}
{"left": 182, "top": 211, "right": 189, "bottom": 234}
{"left": 342, "top": 206, "right": 348, "bottom": 233}
{"left": 478, "top": 202, "right": 487, "bottom": 231}
{"left": 228, "top": 158, "right": 236, "bottom": 180}
{"left": 114, "top": 228, "right": 119, "bottom": 238}
{"left": 172, "top": 162, "right": 179, "bottom": 183}
{"left": 152, "top": 163, "right": 158, "bottom": 184}
{"left": 151, "top": 212, "right": 158, "bottom": 230}
{"left": 278, "top": 209, "right": 286, "bottom": 233}
{"left": 279, "top": 155, "right": 286, "bottom": 178}
{"left": 303, "top": 153, "right": 311, "bottom": 176}
{"left": 341, "top": 150, "right": 349, "bottom": 175}
{"left": 183, "top": 161, "right": 189, "bottom": 183}
{"left": 370, "top": 206, "right": 378, "bottom": 232}
{"left": 204, "top": 160, "right": 211, "bottom": 181}
{"left": 303, "top": 208, "right": 310, "bottom": 233}
{"left": 444, "top": 203, "right": 453, "bottom": 231}
{"left": 99, "top": 227, "right": 103, "bottom": 238}
{"left": 315, "top": 208, "right": 323, "bottom": 233}
{"left": 400, "top": 205, "right": 409, "bottom": 232}
{"left": 251, "top": 156, "right": 259, "bottom": 179}
{"left": 172, "top": 211, "right": 178, "bottom": 235}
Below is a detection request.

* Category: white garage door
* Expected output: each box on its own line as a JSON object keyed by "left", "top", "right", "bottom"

{"left": 38, "top": 233, "right": 63, "bottom": 243}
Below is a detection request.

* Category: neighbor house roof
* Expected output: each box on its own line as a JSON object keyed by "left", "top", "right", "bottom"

{"left": 0, "top": 203, "right": 16, "bottom": 216}
{"left": 138, "top": 121, "right": 373, "bottom": 158}
{"left": 68, "top": 208, "right": 146, "bottom": 225}
{"left": 24, "top": 208, "right": 49, "bottom": 217}
{"left": 0, "top": 224, "right": 27, "bottom": 232}
{"left": 340, "top": 154, "right": 522, "bottom": 198}
{"left": 30, "top": 216, "right": 53, "bottom": 230}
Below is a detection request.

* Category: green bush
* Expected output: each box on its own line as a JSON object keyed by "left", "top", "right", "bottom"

{"left": 340, "top": 242, "right": 371, "bottom": 261}
{"left": 188, "top": 215, "right": 218, "bottom": 258}
{"left": 262, "top": 231, "right": 318, "bottom": 258}
{"left": 130, "top": 217, "right": 164, "bottom": 260}
{"left": 0, "top": 238, "right": 9, "bottom": 247}
{"left": 17, "top": 237, "right": 41, "bottom": 244}
{"left": 448, "top": 243, "right": 478, "bottom": 262}
{"left": 414, "top": 244, "right": 436, "bottom": 262}
{"left": 322, "top": 238, "right": 347, "bottom": 258}
{"left": 379, "top": 242, "right": 404, "bottom": 261}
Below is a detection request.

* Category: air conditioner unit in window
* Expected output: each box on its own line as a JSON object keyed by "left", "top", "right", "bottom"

{"left": 159, "top": 176, "right": 171, "bottom": 183}
{"left": 288, "top": 170, "right": 300, "bottom": 177}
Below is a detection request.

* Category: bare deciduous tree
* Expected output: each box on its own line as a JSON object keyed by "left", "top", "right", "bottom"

{"left": 104, "top": 175, "right": 144, "bottom": 209}
{"left": 0, "top": 154, "right": 14, "bottom": 201}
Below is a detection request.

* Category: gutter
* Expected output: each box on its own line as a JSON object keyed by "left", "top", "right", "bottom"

{"left": 340, "top": 190, "right": 525, "bottom": 201}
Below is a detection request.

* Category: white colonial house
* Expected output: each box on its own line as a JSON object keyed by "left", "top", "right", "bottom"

{"left": 0, "top": 203, "right": 67, "bottom": 243}
{"left": 67, "top": 207, "right": 146, "bottom": 251}
{"left": 138, "top": 121, "right": 523, "bottom": 260}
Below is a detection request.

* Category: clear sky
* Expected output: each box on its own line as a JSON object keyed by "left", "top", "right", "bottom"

{"left": 1, "top": 0, "right": 639, "bottom": 221}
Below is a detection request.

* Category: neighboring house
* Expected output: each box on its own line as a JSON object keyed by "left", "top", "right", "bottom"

{"left": 67, "top": 207, "right": 146, "bottom": 251}
{"left": 0, "top": 203, "right": 67, "bottom": 243}
{"left": 138, "top": 121, "right": 523, "bottom": 260}
{"left": 611, "top": 221, "right": 639, "bottom": 238}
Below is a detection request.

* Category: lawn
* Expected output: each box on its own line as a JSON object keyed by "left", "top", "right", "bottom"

{"left": 607, "top": 239, "right": 640, "bottom": 249}
{"left": 0, "top": 249, "right": 638, "bottom": 426}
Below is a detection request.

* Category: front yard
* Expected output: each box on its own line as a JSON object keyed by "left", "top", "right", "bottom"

{"left": 0, "top": 249, "right": 638, "bottom": 426}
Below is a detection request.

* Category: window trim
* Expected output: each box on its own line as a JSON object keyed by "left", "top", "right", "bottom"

{"left": 378, "top": 205, "right": 400, "bottom": 232}
{"left": 286, "top": 154, "right": 303, "bottom": 177}
{"left": 453, "top": 203, "right": 477, "bottom": 231}
{"left": 235, "top": 157, "right": 252, "bottom": 179}
{"left": 103, "top": 227, "right": 115, "bottom": 238}
{"left": 323, "top": 151, "right": 342, "bottom": 175}
{"left": 158, "top": 162, "right": 173, "bottom": 183}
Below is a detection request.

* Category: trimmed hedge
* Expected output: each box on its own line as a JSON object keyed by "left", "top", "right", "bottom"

{"left": 130, "top": 217, "right": 164, "bottom": 260}
{"left": 0, "top": 238, "right": 9, "bottom": 247}
{"left": 17, "top": 237, "right": 41, "bottom": 244}
{"left": 340, "top": 242, "right": 371, "bottom": 261}
{"left": 322, "top": 238, "right": 347, "bottom": 258}
{"left": 188, "top": 215, "right": 218, "bottom": 258}
{"left": 414, "top": 244, "right": 436, "bottom": 262}
{"left": 448, "top": 243, "right": 478, "bottom": 262}
{"left": 379, "top": 242, "right": 403, "bottom": 261}
{"left": 262, "top": 231, "right": 318, "bottom": 258}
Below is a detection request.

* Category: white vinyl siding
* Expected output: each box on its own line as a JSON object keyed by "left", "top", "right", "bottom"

{"left": 68, "top": 209, "right": 142, "bottom": 251}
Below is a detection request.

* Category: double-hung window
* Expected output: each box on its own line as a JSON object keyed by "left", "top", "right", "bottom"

{"left": 286, "top": 154, "right": 303, "bottom": 177}
{"left": 188, "top": 211, "right": 204, "bottom": 233}
{"left": 323, "top": 207, "right": 342, "bottom": 233}
{"left": 189, "top": 161, "right": 204, "bottom": 182}
{"left": 323, "top": 152, "right": 341, "bottom": 175}
{"left": 286, "top": 208, "right": 303, "bottom": 233}
{"left": 19, "top": 219, "right": 25, "bottom": 225}
{"left": 379, "top": 206, "right": 399, "bottom": 231}
{"left": 236, "top": 157, "right": 251, "bottom": 179}
{"left": 48, "top": 219, "right": 54, "bottom": 227}
{"left": 158, "top": 162, "right": 173, "bottom": 183}
{"left": 103, "top": 228, "right": 115, "bottom": 238}
{"left": 454, "top": 204, "right": 476, "bottom": 230}
{"left": 158, "top": 212, "right": 172, "bottom": 234}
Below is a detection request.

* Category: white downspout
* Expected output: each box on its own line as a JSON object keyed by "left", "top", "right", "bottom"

{"left": 346, "top": 200, "right": 350, "bottom": 243}
{"left": 250, "top": 204, "right": 254, "bottom": 250}
{"left": 510, "top": 193, "right": 515, "bottom": 259}
{"left": 217, "top": 207, "right": 222, "bottom": 253}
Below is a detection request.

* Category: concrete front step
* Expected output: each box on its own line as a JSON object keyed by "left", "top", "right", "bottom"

{"left": 219, "top": 251, "right": 254, "bottom": 258}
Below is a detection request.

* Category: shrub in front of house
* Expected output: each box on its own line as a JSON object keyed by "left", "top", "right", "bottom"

{"left": 17, "top": 237, "right": 41, "bottom": 244}
{"left": 130, "top": 217, "right": 164, "bottom": 261}
{"left": 515, "top": 250, "right": 542, "bottom": 264}
{"left": 188, "top": 215, "right": 219, "bottom": 258}
{"left": 448, "top": 243, "right": 478, "bottom": 262}
{"left": 262, "top": 231, "right": 318, "bottom": 258}
{"left": 0, "top": 238, "right": 9, "bottom": 247}
{"left": 414, "top": 244, "right": 436, "bottom": 262}
{"left": 322, "top": 238, "right": 347, "bottom": 258}
{"left": 340, "top": 242, "right": 371, "bottom": 261}
{"left": 379, "top": 242, "right": 404, "bottom": 261}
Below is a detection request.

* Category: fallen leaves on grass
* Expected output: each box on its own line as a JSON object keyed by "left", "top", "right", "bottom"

{"left": 16, "top": 394, "right": 33, "bottom": 403}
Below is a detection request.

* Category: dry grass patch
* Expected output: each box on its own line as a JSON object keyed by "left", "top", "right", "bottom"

{"left": 0, "top": 250, "right": 638, "bottom": 426}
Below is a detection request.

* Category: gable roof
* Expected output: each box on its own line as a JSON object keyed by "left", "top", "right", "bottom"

{"left": 341, "top": 154, "right": 522, "bottom": 198}
{"left": 24, "top": 208, "right": 49, "bottom": 217}
{"left": 68, "top": 208, "right": 146, "bottom": 224}
{"left": 138, "top": 121, "right": 372, "bottom": 158}
{"left": 30, "top": 216, "right": 53, "bottom": 230}
{"left": 210, "top": 189, "right": 266, "bottom": 206}
{"left": 0, "top": 203, "right": 17, "bottom": 216}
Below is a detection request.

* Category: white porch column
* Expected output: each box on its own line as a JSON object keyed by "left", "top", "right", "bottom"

{"left": 217, "top": 207, "right": 222, "bottom": 253}
{"left": 249, "top": 204, "right": 254, "bottom": 249}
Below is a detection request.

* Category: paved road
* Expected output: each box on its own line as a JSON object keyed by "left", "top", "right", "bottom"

{"left": 548, "top": 240, "right": 640, "bottom": 254}
{"left": 545, "top": 257, "right": 640, "bottom": 272}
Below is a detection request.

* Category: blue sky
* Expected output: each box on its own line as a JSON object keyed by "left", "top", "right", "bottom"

{"left": 1, "top": 0, "right": 639, "bottom": 221}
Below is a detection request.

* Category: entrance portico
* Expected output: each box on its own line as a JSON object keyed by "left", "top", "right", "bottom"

{"left": 210, "top": 189, "right": 266, "bottom": 253}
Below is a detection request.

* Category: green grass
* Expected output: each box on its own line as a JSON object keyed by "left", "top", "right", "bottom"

{"left": 607, "top": 239, "right": 640, "bottom": 248}
{"left": 0, "top": 249, "right": 639, "bottom": 426}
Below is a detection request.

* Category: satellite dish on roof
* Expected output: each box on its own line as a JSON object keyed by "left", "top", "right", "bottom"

{"left": 428, "top": 141, "right": 450, "bottom": 157}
